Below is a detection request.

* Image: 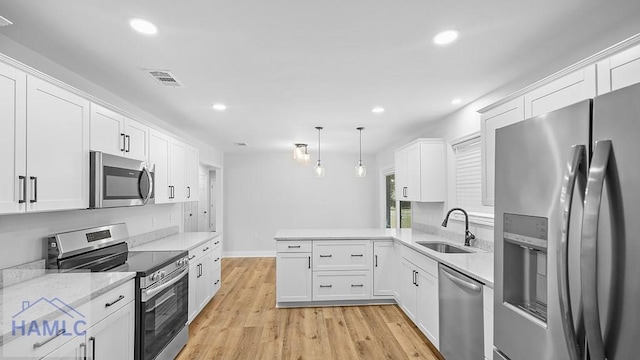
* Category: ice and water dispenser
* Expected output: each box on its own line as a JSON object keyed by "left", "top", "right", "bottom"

{"left": 503, "top": 213, "right": 548, "bottom": 324}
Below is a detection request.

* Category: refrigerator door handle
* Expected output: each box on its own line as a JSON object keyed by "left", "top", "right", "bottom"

{"left": 582, "top": 139, "right": 617, "bottom": 360}
{"left": 558, "top": 145, "right": 587, "bottom": 360}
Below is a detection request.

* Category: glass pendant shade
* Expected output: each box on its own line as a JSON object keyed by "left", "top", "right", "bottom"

{"left": 315, "top": 160, "right": 326, "bottom": 177}
{"left": 293, "top": 144, "right": 310, "bottom": 163}
{"left": 355, "top": 161, "right": 367, "bottom": 177}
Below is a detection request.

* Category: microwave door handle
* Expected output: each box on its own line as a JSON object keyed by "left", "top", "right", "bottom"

{"left": 141, "top": 166, "right": 153, "bottom": 204}
{"left": 581, "top": 140, "right": 621, "bottom": 360}
{"left": 558, "top": 145, "right": 587, "bottom": 360}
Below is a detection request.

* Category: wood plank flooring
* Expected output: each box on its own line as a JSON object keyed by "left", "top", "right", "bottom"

{"left": 176, "top": 257, "right": 443, "bottom": 360}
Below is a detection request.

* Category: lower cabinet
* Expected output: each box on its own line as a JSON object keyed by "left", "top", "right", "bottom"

{"left": 399, "top": 254, "right": 439, "bottom": 347}
{"left": 188, "top": 239, "right": 220, "bottom": 323}
{"left": 312, "top": 271, "right": 371, "bottom": 301}
{"left": 41, "top": 335, "right": 86, "bottom": 360}
{"left": 373, "top": 240, "right": 395, "bottom": 297}
{"left": 276, "top": 252, "right": 312, "bottom": 302}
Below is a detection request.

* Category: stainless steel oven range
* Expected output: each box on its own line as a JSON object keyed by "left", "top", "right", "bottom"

{"left": 46, "top": 223, "right": 189, "bottom": 360}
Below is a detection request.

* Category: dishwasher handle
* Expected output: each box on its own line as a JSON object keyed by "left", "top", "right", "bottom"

{"left": 440, "top": 266, "right": 481, "bottom": 292}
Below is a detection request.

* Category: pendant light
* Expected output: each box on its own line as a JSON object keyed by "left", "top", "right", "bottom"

{"left": 355, "top": 127, "right": 367, "bottom": 177}
{"left": 314, "top": 127, "right": 325, "bottom": 177}
{"left": 293, "top": 143, "right": 310, "bottom": 163}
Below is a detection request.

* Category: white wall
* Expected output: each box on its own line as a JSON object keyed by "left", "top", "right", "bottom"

{"left": 224, "top": 152, "right": 378, "bottom": 256}
{"left": 0, "top": 204, "right": 181, "bottom": 269}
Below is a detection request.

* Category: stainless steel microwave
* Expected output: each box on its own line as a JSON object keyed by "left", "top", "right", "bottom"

{"left": 89, "top": 151, "right": 155, "bottom": 209}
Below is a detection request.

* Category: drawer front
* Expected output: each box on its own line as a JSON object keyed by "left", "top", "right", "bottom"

{"left": 401, "top": 244, "right": 438, "bottom": 277}
{"left": 312, "top": 271, "right": 371, "bottom": 301}
{"left": 89, "top": 279, "right": 135, "bottom": 324}
{"left": 313, "top": 240, "right": 371, "bottom": 271}
{"left": 211, "top": 245, "right": 222, "bottom": 271}
{"left": 189, "top": 240, "right": 213, "bottom": 261}
{"left": 276, "top": 241, "right": 312, "bottom": 253}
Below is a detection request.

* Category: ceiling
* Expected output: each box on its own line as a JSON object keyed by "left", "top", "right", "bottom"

{"left": 1, "top": 1, "right": 640, "bottom": 154}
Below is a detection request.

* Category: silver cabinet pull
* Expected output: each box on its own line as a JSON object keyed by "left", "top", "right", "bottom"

{"left": 350, "top": 254, "right": 363, "bottom": 257}
{"left": 30, "top": 176, "right": 37, "bottom": 203}
{"left": 18, "top": 176, "right": 26, "bottom": 204}
{"left": 319, "top": 285, "right": 332, "bottom": 288}
{"left": 351, "top": 284, "right": 364, "bottom": 287}
{"left": 105, "top": 294, "right": 125, "bottom": 307}
{"left": 319, "top": 254, "right": 332, "bottom": 258}
{"left": 412, "top": 270, "right": 417, "bottom": 285}
{"left": 187, "top": 186, "right": 191, "bottom": 198}
{"left": 33, "top": 329, "right": 65, "bottom": 348}
{"left": 125, "top": 134, "right": 131, "bottom": 152}
{"left": 80, "top": 342, "right": 87, "bottom": 358}
{"left": 558, "top": 145, "right": 587, "bottom": 360}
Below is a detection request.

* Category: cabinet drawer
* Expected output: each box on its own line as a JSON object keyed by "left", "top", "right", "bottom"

{"left": 90, "top": 279, "right": 135, "bottom": 324}
{"left": 312, "top": 271, "right": 371, "bottom": 301}
{"left": 401, "top": 244, "right": 438, "bottom": 277}
{"left": 313, "top": 240, "right": 371, "bottom": 271}
{"left": 212, "top": 245, "right": 222, "bottom": 271}
{"left": 189, "top": 240, "right": 213, "bottom": 261}
{"left": 276, "top": 241, "right": 311, "bottom": 253}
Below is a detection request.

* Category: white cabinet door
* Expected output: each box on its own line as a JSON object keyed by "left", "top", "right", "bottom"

{"left": 41, "top": 335, "right": 86, "bottom": 360}
{"left": 26, "top": 76, "right": 90, "bottom": 212}
{"left": 87, "top": 301, "right": 135, "bottom": 360}
{"left": 276, "top": 252, "right": 312, "bottom": 303}
{"left": 149, "top": 129, "right": 171, "bottom": 203}
{"left": 185, "top": 145, "right": 199, "bottom": 201}
{"left": 416, "top": 270, "right": 439, "bottom": 348}
{"left": 188, "top": 257, "right": 200, "bottom": 322}
{"left": 90, "top": 103, "right": 124, "bottom": 156}
{"left": 419, "top": 140, "right": 446, "bottom": 202}
{"left": 524, "top": 65, "right": 596, "bottom": 118}
{"left": 406, "top": 143, "right": 421, "bottom": 201}
{"left": 123, "top": 117, "right": 148, "bottom": 161}
{"left": 170, "top": 138, "right": 187, "bottom": 202}
{"left": 399, "top": 259, "right": 417, "bottom": 320}
{"left": 0, "top": 62, "right": 26, "bottom": 214}
{"left": 392, "top": 241, "right": 402, "bottom": 299}
{"left": 197, "top": 251, "right": 214, "bottom": 310}
{"left": 480, "top": 97, "right": 525, "bottom": 206}
{"left": 395, "top": 149, "right": 408, "bottom": 201}
{"left": 373, "top": 240, "right": 395, "bottom": 297}
{"left": 597, "top": 44, "right": 640, "bottom": 95}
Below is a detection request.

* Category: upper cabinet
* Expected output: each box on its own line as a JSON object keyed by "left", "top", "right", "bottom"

{"left": 186, "top": 145, "right": 199, "bottom": 201}
{"left": 90, "top": 103, "right": 148, "bottom": 161}
{"left": 395, "top": 139, "right": 446, "bottom": 203}
{"left": 597, "top": 43, "right": 640, "bottom": 95}
{"left": 149, "top": 129, "right": 199, "bottom": 204}
{"left": 170, "top": 138, "right": 187, "bottom": 202}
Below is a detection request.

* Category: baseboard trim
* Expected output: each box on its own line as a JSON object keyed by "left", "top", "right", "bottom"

{"left": 223, "top": 251, "right": 276, "bottom": 258}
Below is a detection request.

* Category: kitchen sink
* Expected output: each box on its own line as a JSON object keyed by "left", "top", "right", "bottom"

{"left": 415, "top": 241, "right": 473, "bottom": 254}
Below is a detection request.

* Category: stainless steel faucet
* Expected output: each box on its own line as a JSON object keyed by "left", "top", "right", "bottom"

{"left": 441, "top": 207, "right": 476, "bottom": 247}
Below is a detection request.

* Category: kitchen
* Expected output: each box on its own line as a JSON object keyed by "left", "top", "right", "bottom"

{"left": 1, "top": 1, "right": 640, "bottom": 359}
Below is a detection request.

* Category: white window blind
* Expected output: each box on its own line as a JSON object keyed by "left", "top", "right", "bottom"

{"left": 453, "top": 136, "right": 484, "bottom": 213}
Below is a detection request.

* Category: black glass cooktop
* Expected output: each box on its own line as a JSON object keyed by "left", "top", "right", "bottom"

{"left": 117, "top": 250, "right": 187, "bottom": 276}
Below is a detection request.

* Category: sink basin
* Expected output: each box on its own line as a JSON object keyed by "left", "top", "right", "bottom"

{"left": 415, "top": 241, "right": 473, "bottom": 254}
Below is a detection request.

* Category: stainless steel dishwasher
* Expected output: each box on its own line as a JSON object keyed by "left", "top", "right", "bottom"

{"left": 439, "top": 264, "right": 484, "bottom": 360}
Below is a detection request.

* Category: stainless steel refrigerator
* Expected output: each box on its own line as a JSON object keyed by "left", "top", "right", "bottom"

{"left": 494, "top": 82, "right": 640, "bottom": 360}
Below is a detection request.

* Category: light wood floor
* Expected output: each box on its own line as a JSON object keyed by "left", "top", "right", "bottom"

{"left": 176, "top": 257, "right": 443, "bottom": 360}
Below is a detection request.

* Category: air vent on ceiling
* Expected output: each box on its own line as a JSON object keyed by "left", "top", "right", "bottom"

{"left": 146, "top": 70, "right": 184, "bottom": 87}
{"left": 0, "top": 15, "right": 13, "bottom": 27}
{"left": 235, "top": 142, "right": 248, "bottom": 147}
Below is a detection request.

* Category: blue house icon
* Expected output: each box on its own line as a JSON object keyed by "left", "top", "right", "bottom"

{"left": 11, "top": 297, "right": 86, "bottom": 338}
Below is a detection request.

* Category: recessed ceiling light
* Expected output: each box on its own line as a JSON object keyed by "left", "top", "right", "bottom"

{"left": 212, "top": 103, "right": 227, "bottom": 111}
{"left": 129, "top": 18, "right": 158, "bottom": 35}
{"left": 371, "top": 107, "right": 385, "bottom": 113}
{"left": 451, "top": 98, "right": 462, "bottom": 105}
{"left": 433, "top": 30, "right": 459, "bottom": 45}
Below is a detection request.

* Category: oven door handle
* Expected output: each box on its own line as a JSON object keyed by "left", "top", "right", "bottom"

{"left": 143, "top": 267, "right": 188, "bottom": 301}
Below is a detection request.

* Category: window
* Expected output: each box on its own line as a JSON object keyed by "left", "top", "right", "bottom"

{"left": 399, "top": 201, "right": 412, "bottom": 228}
{"left": 385, "top": 174, "right": 396, "bottom": 228}
{"left": 452, "top": 133, "right": 493, "bottom": 223}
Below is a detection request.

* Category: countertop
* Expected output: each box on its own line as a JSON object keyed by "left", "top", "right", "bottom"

{"left": 131, "top": 232, "right": 221, "bottom": 252}
{"left": 274, "top": 228, "right": 494, "bottom": 288}
{"left": 0, "top": 271, "right": 135, "bottom": 346}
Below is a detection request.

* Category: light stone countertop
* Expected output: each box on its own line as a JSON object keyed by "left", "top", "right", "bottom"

{"left": 274, "top": 228, "right": 494, "bottom": 288}
{"left": 0, "top": 271, "right": 135, "bottom": 346}
{"left": 131, "top": 232, "right": 221, "bottom": 252}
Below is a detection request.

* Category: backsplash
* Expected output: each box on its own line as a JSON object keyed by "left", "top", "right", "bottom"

{"left": 128, "top": 226, "right": 180, "bottom": 248}
{"left": 0, "top": 259, "right": 45, "bottom": 289}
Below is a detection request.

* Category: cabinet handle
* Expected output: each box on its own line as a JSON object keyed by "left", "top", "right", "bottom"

{"left": 351, "top": 254, "right": 363, "bottom": 257}
{"left": 214, "top": 241, "right": 220, "bottom": 245}
{"left": 214, "top": 280, "right": 220, "bottom": 285}
{"left": 121, "top": 133, "right": 126, "bottom": 151}
{"left": 89, "top": 336, "right": 96, "bottom": 360}
{"left": 288, "top": 245, "right": 301, "bottom": 248}
{"left": 30, "top": 176, "right": 37, "bottom": 203}
{"left": 414, "top": 271, "right": 419, "bottom": 287}
{"left": 308, "top": 256, "right": 311, "bottom": 269}
{"left": 188, "top": 255, "right": 196, "bottom": 260}
{"left": 214, "top": 257, "right": 220, "bottom": 262}
{"left": 80, "top": 342, "right": 87, "bottom": 359}
{"left": 412, "top": 270, "right": 416, "bottom": 285}
{"left": 375, "top": 255, "right": 378, "bottom": 267}
{"left": 351, "top": 284, "right": 364, "bottom": 287}
{"left": 199, "top": 263, "right": 203, "bottom": 277}
{"left": 187, "top": 186, "right": 190, "bottom": 199}
{"left": 172, "top": 186, "right": 175, "bottom": 199}
{"left": 33, "top": 328, "right": 66, "bottom": 348}
{"left": 319, "top": 285, "right": 332, "bottom": 288}
{"left": 126, "top": 134, "right": 131, "bottom": 152}
{"left": 203, "top": 247, "right": 210, "bottom": 251}
{"left": 105, "top": 294, "right": 125, "bottom": 307}
{"left": 319, "top": 254, "right": 332, "bottom": 258}
{"left": 18, "top": 176, "right": 26, "bottom": 204}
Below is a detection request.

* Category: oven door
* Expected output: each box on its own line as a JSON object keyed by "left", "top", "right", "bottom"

{"left": 90, "top": 151, "right": 155, "bottom": 208}
{"left": 139, "top": 267, "right": 188, "bottom": 360}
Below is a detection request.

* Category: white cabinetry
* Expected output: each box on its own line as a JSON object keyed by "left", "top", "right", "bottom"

{"left": 149, "top": 130, "right": 198, "bottom": 204}
{"left": 597, "top": 43, "right": 640, "bottom": 95}
{"left": 483, "top": 286, "right": 494, "bottom": 360}
{"left": 0, "top": 61, "right": 26, "bottom": 214}
{"left": 149, "top": 129, "right": 171, "bottom": 203}
{"left": 89, "top": 103, "right": 148, "bottom": 161}
{"left": 312, "top": 240, "right": 372, "bottom": 301}
{"left": 188, "top": 240, "right": 216, "bottom": 323}
{"left": 480, "top": 97, "right": 525, "bottom": 206}
{"left": 26, "top": 75, "right": 90, "bottom": 212}
{"left": 399, "top": 245, "right": 439, "bottom": 347}
{"left": 372, "top": 240, "right": 395, "bottom": 297}
{"left": 185, "top": 145, "right": 199, "bottom": 201}
{"left": 276, "top": 241, "right": 312, "bottom": 303}
{"left": 394, "top": 139, "right": 446, "bottom": 202}
{"left": 40, "top": 335, "right": 86, "bottom": 360}
{"left": 87, "top": 302, "right": 135, "bottom": 360}
{"left": 169, "top": 138, "right": 187, "bottom": 202}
